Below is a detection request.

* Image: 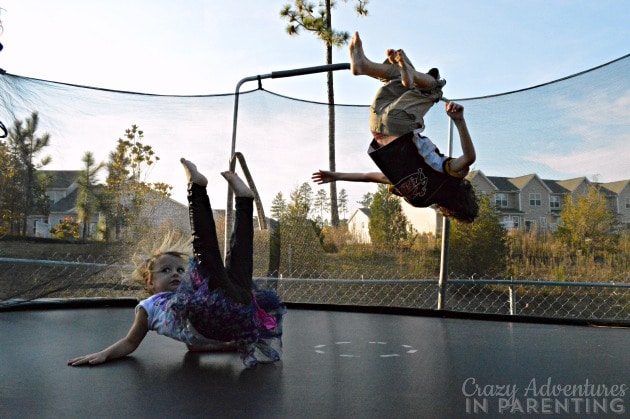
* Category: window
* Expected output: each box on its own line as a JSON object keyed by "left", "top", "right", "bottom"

{"left": 626, "top": 197, "right": 630, "bottom": 209}
{"left": 529, "top": 193, "right": 541, "bottom": 206}
{"left": 549, "top": 195, "right": 561, "bottom": 209}
{"left": 495, "top": 193, "right": 508, "bottom": 208}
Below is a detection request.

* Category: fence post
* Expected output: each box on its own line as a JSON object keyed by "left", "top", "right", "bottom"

{"left": 509, "top": 277, "right": 516, "bottom": 315}
{"left": 437, "top": 217, "right": 450, "bottom": 310}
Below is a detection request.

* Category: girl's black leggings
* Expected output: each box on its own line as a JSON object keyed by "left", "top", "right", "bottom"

{"left": 187, "top": 183, "right": 254, "bottom": 305}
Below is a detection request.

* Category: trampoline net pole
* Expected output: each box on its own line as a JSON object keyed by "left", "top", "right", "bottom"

{"left": 437, "top": 118, "right": 455, "bottom": 310}
{"left": 226, "top": 63, "right": 351, "bottom": 257}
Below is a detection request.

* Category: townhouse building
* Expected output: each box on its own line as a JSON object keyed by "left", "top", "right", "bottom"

{"left": 348, "top": 170, "right": 630, "bottom": 242}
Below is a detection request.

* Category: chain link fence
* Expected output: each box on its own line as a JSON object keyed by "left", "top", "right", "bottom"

{"left": 2, "top": 252, "right": 628, "bottom": 323}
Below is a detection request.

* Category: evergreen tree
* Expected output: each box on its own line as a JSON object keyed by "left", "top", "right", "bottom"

{"left": 5, "top": 111, "right": 52, "bottom": 235}
{"left": 359, "top": 191, "right": 373, "bottom": 208}
{"left": 76, "top": 151, "right": 105, "bottom": 239}
{"left": 278, "top": 182, "right": 325, "bottom": 276}
{"left": 368, "top": 184, "right": 409, "bottom": 246}
{"left": 313, "top": 188, "right": 329, "bottom": 225}
{"left": 287, "top": 182, "right": 313, "bottom": 219}
{"left": 338, "top": 188, "right": 349, "bottom": 220}
{"left": 0, "top": 140, "right": 19, "bottom": 234}
{"left": 449, "top": 194, "right": 508, "bottom": 278}
{"left": 280, "top": 0, "right": 368, "bottom": 227}
{"left": 270, "top": 192, "right": 288, "bottom": 220}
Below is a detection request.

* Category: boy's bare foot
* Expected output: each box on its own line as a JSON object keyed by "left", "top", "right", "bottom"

{"left": 180, "top": 158, "right": 208, "bottom": 187}
{"left": 393, "top": 50, "right": 414, "bottom": 88}
{"left": 385, "top": 48, "right": 397, "bottom": 64}
{"left": 386, "top": 48, "right": 414, "bottom": 66}
{"left": 349, "top": 32, "right": 368, "bottom": 76}
{"left": 221, "top": 171, "right": 254, "bottom": 198}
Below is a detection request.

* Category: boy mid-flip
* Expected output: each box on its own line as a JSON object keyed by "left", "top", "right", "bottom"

{"left": 313, "top": 32, "right": 478, "bottom": 223}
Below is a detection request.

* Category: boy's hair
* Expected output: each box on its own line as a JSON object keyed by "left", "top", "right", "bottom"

{"left": 131, "top": 231, "right": 192, "bottom": 287}
{"left": 435, "top": 179, "right": 479, "bottom": 223}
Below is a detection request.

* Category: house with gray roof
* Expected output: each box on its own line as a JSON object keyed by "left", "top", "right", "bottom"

{"left": 471, "top": 172, "right": 628, "bottom": 233}
{"left": 27, "top": 170, "right": 191, "bottom": 239}
{"left": 370, "top": 171, "right": 630, "bottom": 239}
{"left": 598, "top": 180, "right": 630, "bottom": 229}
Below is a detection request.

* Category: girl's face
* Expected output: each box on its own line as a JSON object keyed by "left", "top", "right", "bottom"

{"left": 146, "top": 254, "right": 186, "bottom": 294}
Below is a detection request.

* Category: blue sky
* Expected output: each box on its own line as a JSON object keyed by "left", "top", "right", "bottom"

{"left": 2, "top": 0, "right": 628, "bottom": 102}
{"left": 0, "top": 1, "right": 628, "bottom": 211}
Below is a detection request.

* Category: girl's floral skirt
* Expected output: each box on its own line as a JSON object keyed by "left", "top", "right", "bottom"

{"left": 176, "top": 262, "right": 286, "bottom": 368}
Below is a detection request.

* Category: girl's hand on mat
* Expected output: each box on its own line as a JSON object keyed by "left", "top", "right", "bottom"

{"left": 67, "top": 352, "right": 107, "bottom": 366}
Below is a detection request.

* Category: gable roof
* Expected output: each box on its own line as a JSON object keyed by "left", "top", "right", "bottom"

{"left": 599, "top": 180, "right": 630, "bottom": 194}
{"left": 543, "top": 180, "right": 570, "bottom": 194}
{"left": 40, "top": 170, "right": 81, "bottom": 189}
{"left": 348, "top": 207, "right": 371, "bottom": 222}
{"left": 508, "top": 174, "right": 537, "bottom": 189}
{"left": 50, "top": 188, "right": 78, "bottom": 212}
{"left": 556, "top": 177, "right": 590, "bottom": 192}
{"left": 468, "top": 170, "right": 498, "bottom": 191}
{"left": 486, "top": 176, "right": 519, "bottom": 192}
{"left": 481, "top": 173, "right": 607, "bottom": 196}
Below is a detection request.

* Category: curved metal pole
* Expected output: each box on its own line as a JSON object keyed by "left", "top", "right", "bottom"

{"left": 225, "top": 63, "right": 350, "bottom": 259}
{"left": 230, "top": 152, "right": 267, "bottom": 230}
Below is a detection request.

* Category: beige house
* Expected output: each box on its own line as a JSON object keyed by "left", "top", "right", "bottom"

{"left": 347, "top": 170, "right": 630, "bottom": 241}
{"left": 469, "top": 171, "right": 577, "bottom": 233}
{"left": 27, "top": 170, "right": 190, "bottom": 239}
{"left": 598, "top": 180, "right": 630, "bottom": 229}
{"left": 347, "top": 207, "right": 372, "bottom": 244}
{"left": 471, "top": 172, "right": 629, "bottom": 233}
{"left": 401, "top": 202, "right": 443, "bottom": 236}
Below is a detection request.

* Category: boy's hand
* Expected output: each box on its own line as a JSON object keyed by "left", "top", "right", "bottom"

{"left": 312, "top": 170, "right": 334, "bottom": 185}
{"left": 445, "top": 101, "right": 465, "bottom": 121}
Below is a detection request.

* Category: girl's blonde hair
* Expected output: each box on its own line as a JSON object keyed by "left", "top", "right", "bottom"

{"left": 131, "top": 231, "right": 192, "bottom": 288}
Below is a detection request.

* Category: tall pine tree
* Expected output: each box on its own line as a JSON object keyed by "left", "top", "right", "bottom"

{"left": 280, "top": 0, "right": 368, "bottom": 227}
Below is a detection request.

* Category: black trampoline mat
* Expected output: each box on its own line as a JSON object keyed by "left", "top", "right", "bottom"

{"left": 1, "top": 307, "right": 628, "bottom": 418}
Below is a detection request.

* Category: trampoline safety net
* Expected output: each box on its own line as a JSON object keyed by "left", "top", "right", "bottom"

{"left": 0, "top": 55, "right": 629, "bottom": 322}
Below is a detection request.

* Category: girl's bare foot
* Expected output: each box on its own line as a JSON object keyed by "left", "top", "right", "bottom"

{"left": 180, "top": 158, "right": 207, "bottom": 187}
{"left": 349, "top": 32, "right": 368, "bottom": 76}
{"left": 221, "top": 171, "right": 254, "bottom": 198}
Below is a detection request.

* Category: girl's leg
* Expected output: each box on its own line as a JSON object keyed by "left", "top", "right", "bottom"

{"left": 226, "top": 197, "right": 254, "bottom": 290}
{"left": 221, "top": 172, "right": 255, "bottom": 302}
{"left": 181, "top": 159, "right": 230, "bottom": 291}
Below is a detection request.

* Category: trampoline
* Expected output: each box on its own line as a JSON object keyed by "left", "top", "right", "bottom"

{"left": 1, "top": 302, "right": 628, "bottom": 418}
{"left": 2, "top": 57, "right": 629, "bottom": 419}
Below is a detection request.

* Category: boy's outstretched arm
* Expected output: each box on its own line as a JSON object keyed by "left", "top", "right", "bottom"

{"left": 445, "top": 102, "right": 476, "bottom": 174}
{"left": 312, "top": 170, "right": 390, "bottom": 185}
{"left": 67, "top": 308, "right": 149, "bottom": 366}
